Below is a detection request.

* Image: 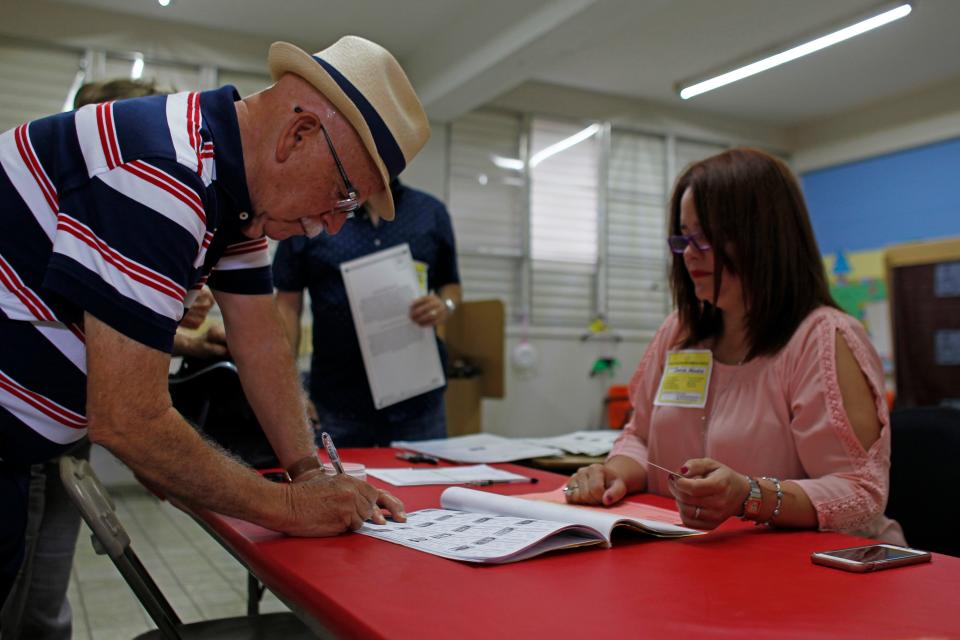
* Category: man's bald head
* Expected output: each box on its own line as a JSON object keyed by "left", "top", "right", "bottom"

{"left": 235, "top": 74, "right": 381, "bottom": 240}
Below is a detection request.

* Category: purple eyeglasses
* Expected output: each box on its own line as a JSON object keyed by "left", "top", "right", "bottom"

{"left": 667, "top": 231, "right": 711, "bottom": 254}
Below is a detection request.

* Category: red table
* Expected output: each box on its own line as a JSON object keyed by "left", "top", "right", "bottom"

{"left": 188, "top": 448, "right": 960, "bottom": 639}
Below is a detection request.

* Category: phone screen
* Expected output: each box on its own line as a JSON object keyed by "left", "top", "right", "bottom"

{"left": 823, "top": 545, "right": 922, "bottom": 562}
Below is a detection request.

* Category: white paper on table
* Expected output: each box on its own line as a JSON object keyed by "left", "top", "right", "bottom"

{"left": 521, "top": 430, "right": 622, "bottom": 456}
{"left": 391, "top": 433, "right": 562, "bottom": 463}
{"left": 366, "top": 464, "right": 530, "bottom": 486}
{"left": 340, "top": 244, "right": 445, "bottom": 409}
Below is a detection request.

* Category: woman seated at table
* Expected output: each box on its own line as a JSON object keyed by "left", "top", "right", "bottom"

{"left": 565, "top": 148, "right": 904, "bottom": 544}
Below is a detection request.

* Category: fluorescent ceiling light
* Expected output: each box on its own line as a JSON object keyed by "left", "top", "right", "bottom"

{"left": 490, "top": 123, "right": 601, "bottom": 171}
{"left": 529, "top": 123, "right": 600, "bottom": 168}
{"left": 677, "top": 2, "right": 912, "bottom": 100}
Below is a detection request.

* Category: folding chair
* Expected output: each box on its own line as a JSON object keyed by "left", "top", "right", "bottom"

{"left": 59, "top": 456, "right": 315, "bottom": 639}
{"left": 168, "top": 358, "right": 279, "bottom": 469}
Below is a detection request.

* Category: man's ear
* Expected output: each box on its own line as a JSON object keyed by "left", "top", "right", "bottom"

{"left": 276, "top": 112, "right": 321, "bottom": 163}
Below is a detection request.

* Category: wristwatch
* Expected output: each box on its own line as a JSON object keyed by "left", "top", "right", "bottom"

{"left": 741, "top": 476, "right": 763, "bottom": 519}
{"left": 285, "top": 454, "right": 322, "bottom": 482}
{"left": 443, "top": 298, "right": 457, "bottom": 315}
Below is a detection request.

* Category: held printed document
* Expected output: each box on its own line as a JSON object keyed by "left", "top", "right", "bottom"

{"left": 358, "top": 487, "right": 702, "bottom": 564}
{"left": 340, "top": 244, "right": 445, "bottom": 409}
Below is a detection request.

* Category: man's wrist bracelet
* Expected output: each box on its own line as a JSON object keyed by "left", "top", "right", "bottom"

{"left": 285, "top": 454, "right": 322, "bottom": 481}
{"left": 756, "top": 476, "right": 783, "bottom": 527}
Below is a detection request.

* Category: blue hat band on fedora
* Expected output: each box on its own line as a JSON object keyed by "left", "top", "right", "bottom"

{"left": 312, "top": 54, "right": 406, "bottom": 179}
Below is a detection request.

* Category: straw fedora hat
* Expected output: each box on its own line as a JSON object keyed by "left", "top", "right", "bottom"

{"left": 268, "top": 36, "right": 429, "bottom": 221}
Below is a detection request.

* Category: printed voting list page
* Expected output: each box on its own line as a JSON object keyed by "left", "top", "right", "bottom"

{"left": 341, "top": 244, "right": 445, "bottom": 409}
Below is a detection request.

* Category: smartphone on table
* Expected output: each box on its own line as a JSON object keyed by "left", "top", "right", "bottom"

{"left": 811, "top": 544, "right": 931, "bottom": 572}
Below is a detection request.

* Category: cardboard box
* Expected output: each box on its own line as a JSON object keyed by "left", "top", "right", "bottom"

{"left": 440, "top": 300, "right": 505, "bottom": 434}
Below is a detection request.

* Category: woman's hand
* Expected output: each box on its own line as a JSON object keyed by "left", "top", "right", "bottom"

{"left": 667, "top": 458, "right": 750, "bottom": 529}
{"left": 564, "top": 463, "right": 629, "bottom": 507}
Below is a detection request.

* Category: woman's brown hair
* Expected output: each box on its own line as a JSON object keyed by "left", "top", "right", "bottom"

{"left": 669, "top": 147, "right": 837, "bottom": 359}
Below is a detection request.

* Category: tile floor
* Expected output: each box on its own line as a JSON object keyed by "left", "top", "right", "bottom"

{"left": 68, "top": 486, "right": 288, "bottom": 640}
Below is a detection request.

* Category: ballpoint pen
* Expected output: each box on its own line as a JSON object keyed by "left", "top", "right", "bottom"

{"left": 322, "top": 432, "right": 383, "bottom": 522}
{"left": 646, "top": 460, "right": 681, "bottom": 479}
{"left": 395, "top": 451, "right": 439, "bottom": 464}
{"left": 320, "top": 431, "right": 345, "bottom": 475}
{"left": 468, "top": 477, "right": 539, "bottom": 486}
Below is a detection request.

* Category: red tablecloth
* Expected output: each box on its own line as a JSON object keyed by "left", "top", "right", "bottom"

{"left": 190, "top": 448, "right": 960, "bottom": 639}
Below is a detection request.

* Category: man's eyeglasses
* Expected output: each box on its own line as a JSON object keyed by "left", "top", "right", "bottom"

{"left": 667, "top": 231, "right": 712, "bottom": 254}
{"left": 318, "top": 123, "right": 361, "bottom": 216}
{"left": 294, "top": 106, "right": 363, "bottom": 237}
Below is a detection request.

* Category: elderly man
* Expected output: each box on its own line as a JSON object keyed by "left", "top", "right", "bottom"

{"left": 0, "top": 36, "right": 428, "bottom": 608}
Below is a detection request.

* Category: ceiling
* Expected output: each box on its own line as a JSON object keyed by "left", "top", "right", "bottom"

{"left": 50, "top": 0, "right": 960, "bottom": 126}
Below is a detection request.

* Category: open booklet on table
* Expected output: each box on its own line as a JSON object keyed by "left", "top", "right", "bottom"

{"left": 358, "top": 487, "right": 703, "bottom": 564}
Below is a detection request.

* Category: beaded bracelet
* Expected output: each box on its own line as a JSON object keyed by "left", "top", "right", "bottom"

{"left": 757, "top": 476, "right": 783, "bottom": 527}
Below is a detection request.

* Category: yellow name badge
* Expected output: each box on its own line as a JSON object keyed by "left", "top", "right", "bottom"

{"left": 654, "top": 350, "right": 713, "bottom": 408}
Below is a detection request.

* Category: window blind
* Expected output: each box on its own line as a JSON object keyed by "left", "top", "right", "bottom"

{"left": 447, "top": 110, "right": 751, "bottom": 332}
{"left": 530, "top": 117, "right": 600, "bottom": 327}
{"left": 448, "top": 110, "right": 526, "bottom": 319}
{"left": 605, "top": 129, "right": 670, "bottom": 330}
{"left": 0, "top": 37, "right": 81, "bottom": 132}
{"left": 674, "top": 138, "right": 727, "bottom": 183}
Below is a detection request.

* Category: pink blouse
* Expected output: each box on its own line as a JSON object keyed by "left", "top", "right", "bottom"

{"left": 610, "top": 307, "right": 905, "bottom": 544}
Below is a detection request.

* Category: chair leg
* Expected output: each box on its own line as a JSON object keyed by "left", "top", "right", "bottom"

{"left": 247, "top": 572, "right": 265, "bottom": 616}
{"left": 115, "top": 550, "right": 183, "bottom": 639}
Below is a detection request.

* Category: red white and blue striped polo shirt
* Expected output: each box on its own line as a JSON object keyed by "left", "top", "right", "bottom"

{"left": 0, "top": 86, "right": 272, "bottom": 464}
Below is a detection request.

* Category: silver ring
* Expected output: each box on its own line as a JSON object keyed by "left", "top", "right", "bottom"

{"left": 563, "top": 484, "right": 578, "bottom": 495}
{"left": 694, "top": 506, "right": 702, "bottom": 519}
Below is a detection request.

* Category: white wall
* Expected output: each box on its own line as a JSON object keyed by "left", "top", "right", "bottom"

{"left": 789, "top": 73, "right": 960, "bottom": 173}
{"left": 481, "top": 334, "right": 648, "bottom": 437}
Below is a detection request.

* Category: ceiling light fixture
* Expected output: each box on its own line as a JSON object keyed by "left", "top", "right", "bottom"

{"left": 676, "top": 2, "right": 912, "bottom": 100}
{"left": 158, "top": 0, "right": 171, "bottom": 6}
{"left": 529, "top": 123, "right": 600, "bottom": 168}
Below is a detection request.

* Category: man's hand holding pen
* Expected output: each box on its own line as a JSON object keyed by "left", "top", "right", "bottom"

{"left": 280, "top": 473, "right": 405, "bottom": 535}
{"left": 320, "top": 432, "right": 406, "bottom": 528}
{"left": 276, "top": 433, "right": 407, "bottom": 537}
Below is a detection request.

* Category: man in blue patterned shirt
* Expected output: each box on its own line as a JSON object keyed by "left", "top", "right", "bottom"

{"left": 274, "top": 178, "right": 461, "bottom": 447}
{"left": 0, "top": 36, "right": 428, "bottom": 608}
